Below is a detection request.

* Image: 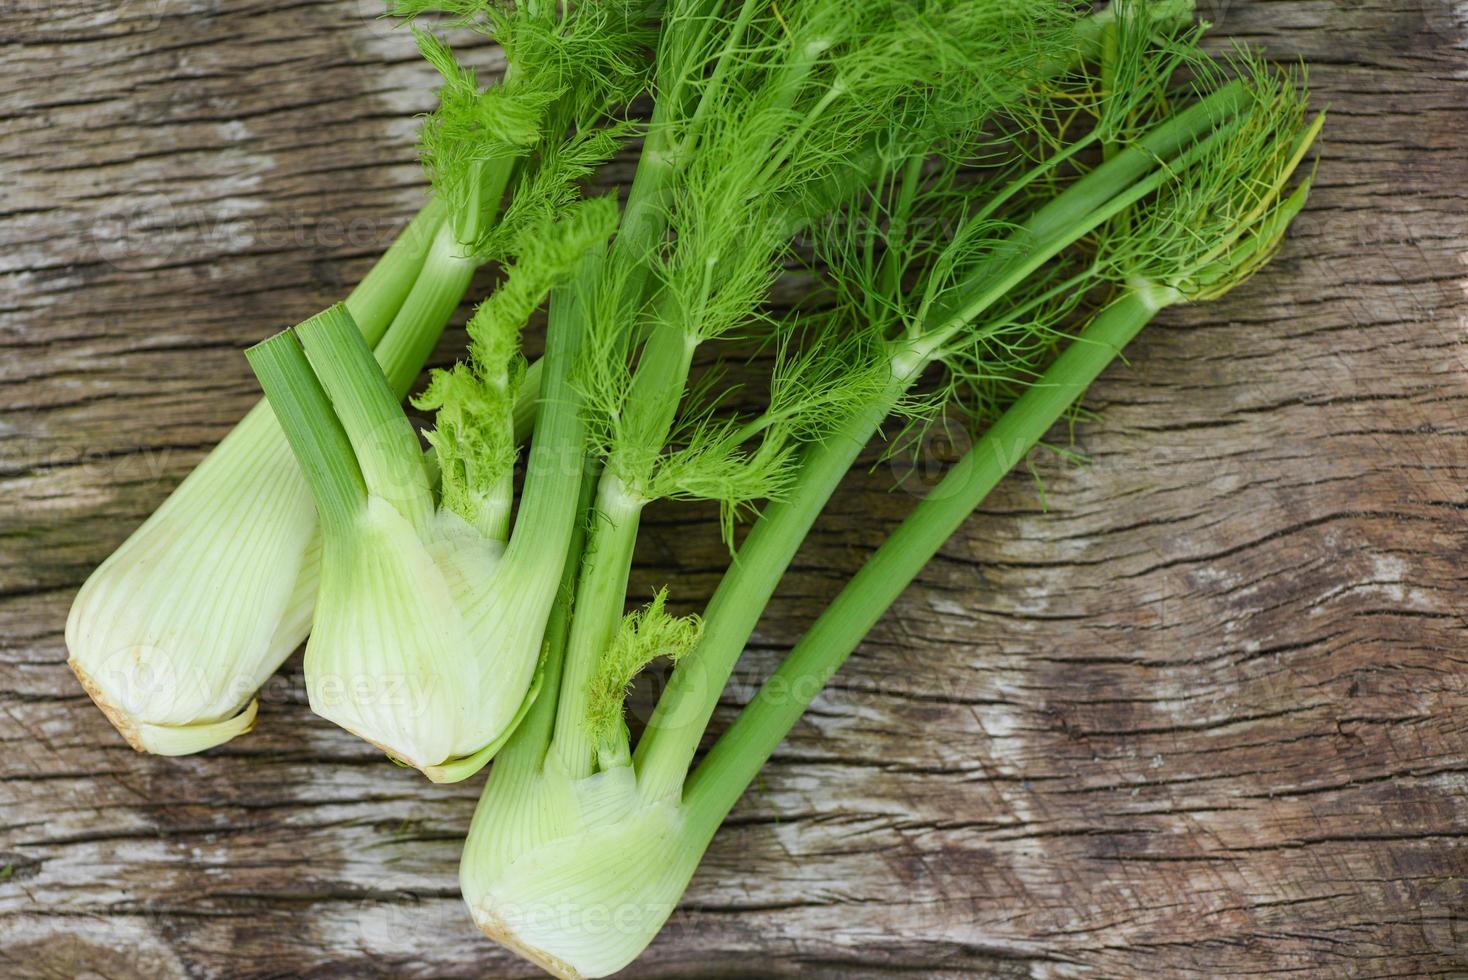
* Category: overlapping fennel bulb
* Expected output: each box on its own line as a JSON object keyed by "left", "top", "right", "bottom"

{"left": 459, "top": 588, "right": 710, "bottom": 979}
{"left": 248, "top": 210, "right": 603, "bottom": 779}
{"left": 65, "top": 0, "right": 655, "bottom": 756}
{"left": 462, "top": 761, "right": 700, "bottom": 979}
{"left": 65, "top": 203, "right": 446, "bottom": 755}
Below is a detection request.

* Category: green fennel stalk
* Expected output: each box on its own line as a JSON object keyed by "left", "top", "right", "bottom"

{"left": 459, "top": 11, "right": 1320, "bottom": 975}
{"left": 543, "top": 0, "right": 1088, "bottom": 790}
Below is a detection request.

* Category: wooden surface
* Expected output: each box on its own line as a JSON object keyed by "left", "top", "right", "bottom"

{"left": 4, "top": 1, "right": 1468, "bottom": 976}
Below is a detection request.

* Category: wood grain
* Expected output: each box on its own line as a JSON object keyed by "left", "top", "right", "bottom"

{"left": 4, "top": 1, "right": 1468, "bottom": 976}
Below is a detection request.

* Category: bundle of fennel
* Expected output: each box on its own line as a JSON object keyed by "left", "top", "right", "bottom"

{"left": 64, "top": 1, "right": 1319, "bottom": 975}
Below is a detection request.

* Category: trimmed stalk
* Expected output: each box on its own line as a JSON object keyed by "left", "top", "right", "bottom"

{"left": 632, "top": 91, "right": 1253, "bottom": 797}
{"left": 683, "top": 289, "right": 1162, "bottom": 821}
{"left": 547, "top": 470, "right": 647, "bottom": 778}
{"left": 247, "top": 312, "right": 372, "bottom": 539}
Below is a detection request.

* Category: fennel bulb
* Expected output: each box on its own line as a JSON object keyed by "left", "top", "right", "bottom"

{"left": 66, "top": 202, "right": 445, "bottom": 754}
{"left": 249, "top": 205, "right": 607, "bottom": 780}
{"left": 461, "top": 760, "right": 697, "bottom": 979}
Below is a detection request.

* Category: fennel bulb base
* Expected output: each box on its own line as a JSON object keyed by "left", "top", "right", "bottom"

{"left": 470, "top": 907, "right": 586, "bottom": 980}
{"left": 459, "top": 762, "right": 699, "bottom": 978}
{"left": 69, "top": 657, "right": 258, "bottom": 755}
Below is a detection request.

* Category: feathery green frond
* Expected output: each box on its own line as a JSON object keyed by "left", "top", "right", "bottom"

{"left": 586, "top": 589, "right": 702, "bottom": 752}
{"left": 476, "top": 194, "right": 623, "bottom": 351}
{"left": 479, "top": 125, "right": 634, "bottom": 261}
{"left": 649, "top": 418, "right": 798, "bottom": 544}
{"left": 1105, "top": 56, "right": 1321, "bottom": 303}
{"left": 412, "top": 1, "right": 655, "bottom": 252}
{"left": 397, "top": 0, "right": 655, "bottom": 106}
{"left": 573, "top": 260, "right": 652, "bottom": 456}
{"left": 415, "top": 359, "right": 521, "bottom": 538}
{"left": 764, "top": 326, "right": 892, "bottom": 440}
{"left": 416, "top": 194, "right": 621, "bottom": 535}
{"left": 582, "top": 0, "right": 1091, "bottom": 515}
{"left": 648, "top": 322, "right": 892, "bottom": 542}
{"left": 413, "top": 26, "right": 556, "bottom": 238}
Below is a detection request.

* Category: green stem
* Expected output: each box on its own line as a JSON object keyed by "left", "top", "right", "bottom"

{"left": 542, "top": 310, "right": 699, "bottom": 781}
{"left": 372, "top": 220, "right": 480, "bottom": 400}
{"left": 683, "top": 288, "right": 1164, "bottom": 825}
{"left": 504, "top": 252, "right": 601, "bottom": 576}
{"left": 458, "top": 155, "right": 515, "bottom": 251}
{"left": 513, "top": 357, "right": 542, "bottom": 444}
{"left": 1099, "top": 14, "right": 1121, "bottom": 162}
{"left": 877, "top": 153, "right": 927, "bottom": 303}
{"left": 345, "top": 196, "right": 449, "bottom": 346}
{"left": 610, "top": 92, "right": 683, "bottom": 299}
{"left": 614, "top": 318, "right": 700, "bottom": 483}
{"left": 502, "top": 144, "right": 865, "bottom": 446}
{"left": 245, "top": 319, "right": 366, "bottom": 536}
{"left": 632, "top": 366, "right": 908, "bottom": 799}
{"left": 921, "top": 120, "right": 1227, "bottom": 349}
{"left": 549, "top": 469, "right": 646, "bottom": 779}
{"left": 495, "top": 459, "right": 600, "bottom": 779}
{"left": 480, "top": 466, "right": 515, "bottom": 543}
{"left": 505, "top": 23, "right": 710, "bottom": 778}
{"left": 680, "top": 0, "right": 765, "bottom": 150}
{"left": 597, "top": 0, "right": 747, "bottom": 335}
{"left": 294, "top": 306, "right": 434, "bottom": 531}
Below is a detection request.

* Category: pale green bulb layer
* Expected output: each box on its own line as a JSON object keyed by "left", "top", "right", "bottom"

{"left": 460, "top": 761, "right": 703, "bottom": 979}
{"left": 66, "top": 403, "right": 314, "bottom": 753}
{"left": 65, "top": 198, "right": 453, "bottom": 754}
{"left": 306, "top": 498, "right": 548, "bottom": 775}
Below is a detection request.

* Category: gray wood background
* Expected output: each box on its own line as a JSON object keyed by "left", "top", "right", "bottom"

{"left": 4, "top": 0, "right": 1468, "bottom": 976}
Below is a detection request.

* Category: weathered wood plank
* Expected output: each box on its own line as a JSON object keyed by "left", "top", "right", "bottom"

{"left": 4, "top": 0, "right": 1468, "bottom": 977}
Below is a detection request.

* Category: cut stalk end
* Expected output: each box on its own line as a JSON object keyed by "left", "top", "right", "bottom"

{"left": 70, "top": 657, "right": 258, "bottom": 755}
{"left": 469, "top": 909, "right": 585, "bottom": 980}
